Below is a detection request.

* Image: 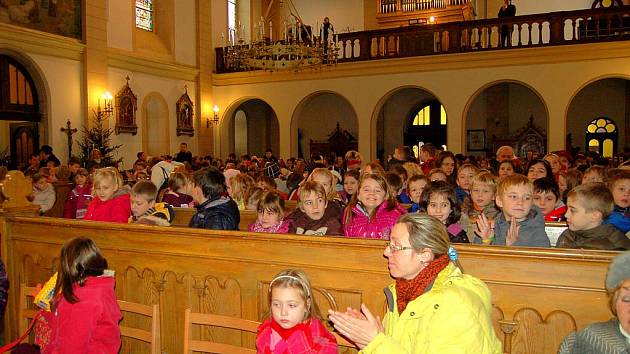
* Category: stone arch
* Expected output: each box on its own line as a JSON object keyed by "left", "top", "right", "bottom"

{"left": 370, "top": 86, "right": 447, "bottom": 162}
{"left": 141, "top": 92, "right": 170, "bottom": 156}
{"left": 220, "top": 97, "right": 279, "bottom": 158}
{"left": 565, "top": 75, "right": 630, "bottom": 157}
{"left": 290, "top": 91, "right": 359, "bottom": 159}
{"left": 463, "top": 80, "right": 549, "bottom": 156}
{"left": 0, "top": 48, "right": 50, "bottom": 144}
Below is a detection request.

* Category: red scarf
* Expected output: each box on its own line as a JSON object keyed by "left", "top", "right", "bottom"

{"left": 395, "top": 254, "right": 449, "bottom": 314}
{"left": 270, "top": 318, "right": 308, "bottom": 340}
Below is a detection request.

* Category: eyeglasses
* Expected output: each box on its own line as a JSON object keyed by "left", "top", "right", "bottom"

{"left": 385, "top": 242, "right": 414, "bottom": 253}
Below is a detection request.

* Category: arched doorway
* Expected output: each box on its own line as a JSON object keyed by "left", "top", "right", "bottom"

{"left": 374, "top": 87, "right": 445, "bottom": 162}
{"left": 465, "top": 81, "right": 548, "bottom": 157}
{"left": 221, "top": 98, "right": 279, "bottom": 157}
{"left": 0, "top": 54, "right": 44, "bottom": 169}
{"left": 142, "top": 92, "right": 170, "bottom": 157}
{"left": 291, "top": 92, "right": 358, "bottom": 160}
{"left": 567, "top": 78, "right": 629, "bottom": 158}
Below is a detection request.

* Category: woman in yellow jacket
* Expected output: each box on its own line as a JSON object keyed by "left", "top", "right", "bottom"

{"left": 329, "top": 213, "right": 502, "bottom": 353}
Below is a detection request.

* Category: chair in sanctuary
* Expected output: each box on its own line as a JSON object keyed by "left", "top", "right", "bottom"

{"left": 183, "top": 309, "right": 259, "bottom": 353}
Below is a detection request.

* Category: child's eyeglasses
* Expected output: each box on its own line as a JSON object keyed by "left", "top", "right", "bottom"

{"left": 385, "top": 242, "right": 414, "bottom": 253}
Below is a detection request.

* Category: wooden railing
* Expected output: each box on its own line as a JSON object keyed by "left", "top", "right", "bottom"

{"left": 0, "top": 215, "right": 616, "bottom": 354}
{"left": 215, "top": 6, "right": 630, "bottom": 73}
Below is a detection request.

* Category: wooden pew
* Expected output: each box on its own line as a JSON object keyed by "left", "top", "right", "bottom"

{"left": 172, "top": 200, "right": 298, "bottom": 229}
{"left": 0, "top": 216, "right": 616, "bottom": 354}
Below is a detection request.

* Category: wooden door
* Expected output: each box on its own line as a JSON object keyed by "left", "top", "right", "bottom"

{"left": 10, "top": 122, "right": 39, "bottom": 170}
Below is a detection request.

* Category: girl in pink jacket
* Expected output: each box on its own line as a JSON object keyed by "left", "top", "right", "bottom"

{"left": 44, "top": 237, "right": 121, "bottom": 353}
{"left": 343, "top": 173, "right": 407, "bottom": 239}
{"left": 256, "top": 269, "right": 337, "bottom": 353}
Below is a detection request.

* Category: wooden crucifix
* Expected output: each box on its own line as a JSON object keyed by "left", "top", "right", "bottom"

{"left": 60, "top": 120, "right": 78, "bottom": 161}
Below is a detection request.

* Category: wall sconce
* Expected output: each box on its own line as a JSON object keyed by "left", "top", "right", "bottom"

{"left": 207, "top": 105, "right": 220, "bottom": 127}
{"left": 428, "top": 16, "right": 437, "bottom": 24}
{"left": 98, "top": 92, "right": 113, "bottom": 116}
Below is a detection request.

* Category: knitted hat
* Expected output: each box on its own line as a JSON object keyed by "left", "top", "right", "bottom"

{"left": 264, "top": 162, "right": 280, "bottom": 179}
{"left": 605, "top": 251, "right": 630, "bottom": 292}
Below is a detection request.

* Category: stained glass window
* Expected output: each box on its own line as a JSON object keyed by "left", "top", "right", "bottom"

{"left": 136, "top": 0, "right": 154, "bottom": 32}
{"left": 585, "top": 117, "right": 617, "bottom": 158}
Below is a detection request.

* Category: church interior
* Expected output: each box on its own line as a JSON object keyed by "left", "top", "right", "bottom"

{"left": 0, "top": 0, "right": 629, "bottom": 353}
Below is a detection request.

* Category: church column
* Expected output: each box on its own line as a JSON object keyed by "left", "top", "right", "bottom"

{"left": 198, "top": 0, "right": 214, "bottom": 156}
{"left": 84, "top": 0, "right": 109, "bottom": 127}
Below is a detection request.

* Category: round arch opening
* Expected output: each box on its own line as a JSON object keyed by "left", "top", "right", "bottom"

{"left": 373, "top": 87, "right": 446, "bottom": 163}
{"left": 566, "top": 77, "right": 629, "bottom": 159}
{"left": 464, "top": 81, "right": 548, "bottom": 158}
{"left": 221, "top": 98, "right": 279, "bottom": 158}
{"left": 290, "top": 91, "right": 358, "bottom": 160}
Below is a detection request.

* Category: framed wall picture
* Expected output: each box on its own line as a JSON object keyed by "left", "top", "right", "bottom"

{"left": 467, "top": 129, "right": 486, "bottom": 151}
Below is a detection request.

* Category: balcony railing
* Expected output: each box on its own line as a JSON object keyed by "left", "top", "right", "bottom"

{"left": 215, "top": 6, "right": 630, "bottom": 73}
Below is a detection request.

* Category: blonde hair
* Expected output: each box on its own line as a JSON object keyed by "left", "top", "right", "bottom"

{"left": 567, "top": 183, "right": 614, "bottom": 219}
{"left": 92, "top": 167, "right": 123, "bottom": 195}
{"left": 471, "top": 172, "right": 498, "bottom": 194}
{"left": 497, "top": 174, "right": 532, "bottom": 197}
{"left": 231, "top": 174, "right": 255, "bottom": 201}
{"left": 457, "top": 163, "right": 479, "bottom": 177}
{"left": 168, "top": 172, "right": 192, "bottom": 193}
{"left": 308, "top": 168, "right": 340, "bottom": 201}
{"left": 267, "top": 269, "right": 322, "bottom": 320}
{"left": 298, "top": 181, "right": 327, "bottom": 209}
{"left": 402, "top": 162, "right": 423, "bottom": 178}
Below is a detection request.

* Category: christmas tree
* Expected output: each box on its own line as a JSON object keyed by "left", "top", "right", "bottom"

{"left": 77, "top": 110, "right": 123, "bottom": 168}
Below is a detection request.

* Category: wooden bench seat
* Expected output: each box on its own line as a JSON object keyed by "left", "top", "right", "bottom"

{"left": 0, "top": 216, "right": 610, "bottom": 353}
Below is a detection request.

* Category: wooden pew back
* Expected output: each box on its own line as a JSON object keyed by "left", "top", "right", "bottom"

{"left": 0, "top": 217, "right": 615, "bottom": 354}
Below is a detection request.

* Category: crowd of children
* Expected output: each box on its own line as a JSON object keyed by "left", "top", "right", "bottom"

{"left": 16, "top": 144, "right": 630, "bottom": 250}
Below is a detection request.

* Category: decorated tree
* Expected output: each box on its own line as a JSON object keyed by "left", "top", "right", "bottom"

{"left": 76, "top": 110, "right": 123, "bottom": 168}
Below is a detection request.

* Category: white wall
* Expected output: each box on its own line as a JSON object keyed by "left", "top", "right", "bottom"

{"left": 30, "top": 53, "right": 83, "bottom": 163}
{"left": 291, "top": 0, "right": 364, "bottom": 32}
{"left": 108, "top": 68, "right": 196, "bottom": 168}
{"left": 107, "top": 0, "right": 133, "bottom": 51}
{"left": 174, "top": 0, "right": 197, "bottom": 65}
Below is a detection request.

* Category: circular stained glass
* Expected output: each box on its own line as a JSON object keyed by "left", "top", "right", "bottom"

{"left": 596, "top": 127, "right": 607, "bottom": 133}
{"left": 597, "top": 118, "right": 607, "bottom": 127}
{"left": 587, "top": 124, "right": 597, "bottom": 133}
{"left": 602, "top": 0, "right": 612, "bottom": 7}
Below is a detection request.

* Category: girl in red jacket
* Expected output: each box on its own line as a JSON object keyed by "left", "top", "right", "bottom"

{"left": 256, "top": 269, "right": 337, "bottom": 353}
{"left": 84, "top": 167, "right": 131, "bottom": 223}
{"left": 63, "top": 168, "right": 93, "bottom": 219}
{"left": 44, "top": 237, "right": 121, "bottom": 353}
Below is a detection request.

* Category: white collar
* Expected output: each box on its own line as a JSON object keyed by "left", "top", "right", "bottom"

{"left": 620, "top": 323, "right": 630, "bottom": 345}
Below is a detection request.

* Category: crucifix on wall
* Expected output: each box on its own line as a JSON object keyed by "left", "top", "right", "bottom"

{"left": 60, "top": 119, "right": 78, "bottom": 161}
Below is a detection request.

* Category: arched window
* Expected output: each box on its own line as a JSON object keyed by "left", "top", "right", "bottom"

{"left": 136, "top": 0, "right": 154, "bottom": 31}
{"left": 405, "top": 101, "right": 447, "bottom": 155}
{"left": 585, "top": 117, "right": 617, "bottom": 158}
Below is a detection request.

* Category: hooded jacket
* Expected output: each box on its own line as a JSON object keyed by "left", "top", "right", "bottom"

{"left": 189, "top": 196, "right": 240, "bottom": 230}
{"left": 132, "top": 202, "right": 175, "bottom": 227}
{"left": 44, "top": 274, "right": 122, "bottom": 354}
{"left": 63, "top": 183, "right": 93, "bottom": 219}
{"left": 343, "top": 202, "right": 407, "bottom": 239}
{"left": 489, "top": 207, "right": 551, "bottom": 247}
{"left": 360, "top": 263, "right": 502, "bottom": 354}
{"left": 256, "top": 318, "right": 337, "bottom": 354}
{"left": 604, "top": 205, "right": 630, "bottom": 234}
{"left": 556, "top": 223, "right": 630, "bottom": 250}
{"left": 84, "top": 189, "right": 131, "bottom": 224}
